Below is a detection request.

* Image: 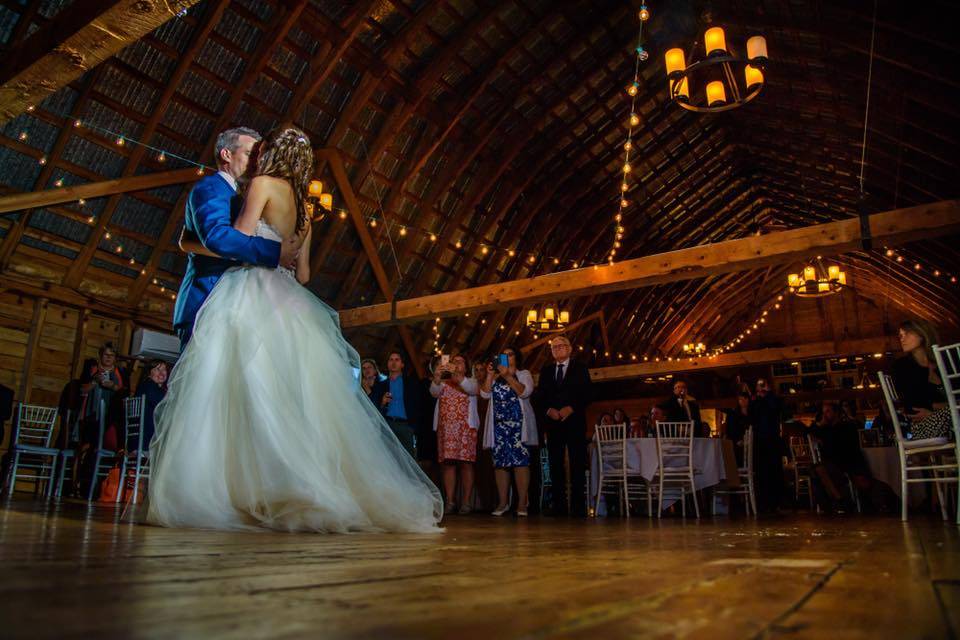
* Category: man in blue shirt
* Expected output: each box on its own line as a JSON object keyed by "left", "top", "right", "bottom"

{"left": 371, "top": 351, "right": 422, "bottom": 459}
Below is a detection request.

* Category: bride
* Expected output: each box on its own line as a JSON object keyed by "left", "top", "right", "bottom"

{"left": 148, "top": 127, "right": 443, "bottom": 533}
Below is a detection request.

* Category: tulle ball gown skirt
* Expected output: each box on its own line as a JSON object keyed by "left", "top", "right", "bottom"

{"left": 147, "top": 265, "right": 443, "bottom": 533}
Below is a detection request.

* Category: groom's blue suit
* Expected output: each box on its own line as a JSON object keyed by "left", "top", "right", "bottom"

{"left": 172, "top": 173, "right": 281, "bottom": 347}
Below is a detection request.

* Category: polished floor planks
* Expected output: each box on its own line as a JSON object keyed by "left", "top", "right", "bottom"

{"left": 0, "top": 499, "right": 956, "bottom": 639}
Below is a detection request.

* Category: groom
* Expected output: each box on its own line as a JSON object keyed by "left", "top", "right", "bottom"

{"left": 173, "top": 127, "right": 302, "bottom": 348}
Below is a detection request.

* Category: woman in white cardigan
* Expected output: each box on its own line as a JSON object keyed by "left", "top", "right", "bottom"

{"left": 480, "top": 347, "right": 537, "bottom": 517}
{"left": 430, "top": 354, "right": 479, "bottom": 515}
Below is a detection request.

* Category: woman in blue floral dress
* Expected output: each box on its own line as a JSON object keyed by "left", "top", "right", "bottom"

{"left": 480, "top": 348, "right": 538, "bottom": 516}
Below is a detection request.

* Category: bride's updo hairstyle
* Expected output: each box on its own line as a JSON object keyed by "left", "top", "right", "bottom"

{"left": 255, "top": 126, "right": 313, "bottom": 233}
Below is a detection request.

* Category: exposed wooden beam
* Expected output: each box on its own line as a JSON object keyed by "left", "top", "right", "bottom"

{"left": 588, "top": 336, "right": 900, "bottom": 382}
{"left": 0, "top": 0, "right": 203, "bottom": 124}
{"left": 0, "top": 167, "right": 203, "bottom": 215}
{"left": 0, "top": 272, "right": 170, "bottom": 331}
{"left": 338, "top": 200, "right": 960, "bottom": 328}
{"left": 319, "top": 148, "right": 423, "bottom": 378}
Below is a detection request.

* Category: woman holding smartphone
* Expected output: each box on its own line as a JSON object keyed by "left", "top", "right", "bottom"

{"left": 892, "top": 319, "right": 953, "bottom": 440}
{"left": 431, "top": 354, "right": 479, "bottom": 514}
{"left": 480, "top": 348, "right": 537, "bottom": 516}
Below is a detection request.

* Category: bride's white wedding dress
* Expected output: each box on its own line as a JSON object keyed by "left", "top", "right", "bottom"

{"left": 147, "top": 220, "right": 443, "bottom": 533}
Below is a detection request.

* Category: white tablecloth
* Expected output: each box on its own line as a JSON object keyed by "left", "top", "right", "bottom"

{"left": 590, "top": 438, "right": 726, "bottom": 513}
{"left": 863, "top": 446, "right": 925, "bottom": 506}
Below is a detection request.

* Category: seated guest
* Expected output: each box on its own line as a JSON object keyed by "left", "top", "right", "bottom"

{"left": 722, "top": 391, "right": 753, "bottom": 466}
{"left": 657, "top": 379, "right": 708, "bottom": 437}
{"left": 56, "top": 358, "right": 99, "bottom": 449}
{"left": 596, "top": 412, "right": 615, "bottom": 426}
{"left": 371, "top": 350, "right": 423, "bottom": 460}
{"left": 360, "top": 358, "right": 383, "bottom": 402}
{"left": 480, "top": 347, "right": 537, "bottom": 516}
{"left": 630, "top": 413, "right": 649, "bottom": 438}
{"left": 134, "top": 360, "right": 168, "bottom": 449}
{"left": 430, "top": 354, "right": 479, "bottom": 514}
{"left": 612, "top": 408, "right": 629, "bottom": 426}
{"left": 809, "top": 401, "right": 893, "bottom": 513}
{"left": 892, "top": 319, "right": 953, "bottom": 440}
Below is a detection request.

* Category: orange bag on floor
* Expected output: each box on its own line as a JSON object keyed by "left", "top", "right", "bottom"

{"left": 98, "top": 466, "right": 122, "bottom": 503}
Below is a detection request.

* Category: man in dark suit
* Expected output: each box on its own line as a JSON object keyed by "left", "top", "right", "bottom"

{"left": 657, "top": 379, "right": 708, "bottom": 437}
{"left": 536, "top": 335, "right": 593, "bottom": 516}
{"left": 370, "top": 350, "right": 423, "bottom": 459}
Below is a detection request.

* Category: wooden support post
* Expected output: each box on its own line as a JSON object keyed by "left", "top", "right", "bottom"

{"left": 318, "top": 149, "right": 423, "bottom": 378}
{"left": 18, "top": 297, "right": 48, "bottom": 402}
{"left": 70, "top": 308, "right": 90, "bottom": 378}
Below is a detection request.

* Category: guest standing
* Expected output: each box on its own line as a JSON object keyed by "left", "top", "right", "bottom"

{"left": 722, "top": 391, "right": 753, "bottom": 466}
{"left": 360, "top": 358, "right": 383, "bottom": 403}
{"left": 371, "top": 351, "right": 423, "bottom": 459}
{"left": 892, "top": 319, "right": 953, "bottom": 440}
{"left": 431, "top": 354, "right": 479, "bottom": 514}
{"left": 750, "top": 378, "right": 785, "bottom": 513}
{"left": 536, "top": 335, "right": 593, "bottom": 517}
{"left": 657, "top": 379, "right": 707, "bottom": 437}
{"left": 134, "top": 360, "right": 168, "bottom": 449}
{"left": 481, "top": 348, "right": 537, "bottom": 516}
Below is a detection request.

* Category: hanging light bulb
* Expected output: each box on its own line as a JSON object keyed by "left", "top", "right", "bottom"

{"left": 54, "top": 178, "right": 63, "bottom": 187}
{"left": 398, "top": 227, "right": 407, "bottom": 237}
{"left": 481, "top": 245, "right": 489, "bottom": 255}
{"left": 339, "top": 210, "right": 348, "bottom": 220}
{"left": 624, "top": 141, "right": 632, "bottom": 153}
{"left": 621, "top": 182, "right": 629, "bottom": 192}
{"left": 18, "top": 132, "right": 27, "bottom": 141}
{"left": 626, "top": 82, "right": 639, "bottom": 97}
{"left": 429, "top": 233, "right": 437, "bottom": 242}
{"left": 38, "top": 156, "right": 47, "bottom": 165}
{"left": 629, "top": 113, "right": 640, "bottom": 127}
{"left": 638, "top": 4, "right": 650, "bottom": 21}
{"left": 622, "top": 162, "right": 632, "bottom": 174}
{"left": 73, "top": 119, "right": 82, "bottom": 127}
{"left": 620, "top": 198, "right": 628, "bottom": 207}
{"left": 636, "top": 46, "right": 649, "bottom": 62}
{"left": 116, "top": 136, "right": 125, "bottom": 146}
{"left": 157, "top": 151, "right": 166, "bottom": 162}
{"left": 369, "top": 219, "right": 377, "bottom": 228}
{"left": 455, "top": 240, "right": 462, "bottom": 249}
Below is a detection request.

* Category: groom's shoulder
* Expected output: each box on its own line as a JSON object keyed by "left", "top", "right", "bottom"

{"left": 190, "top": 173, "right": 231, "bottom": 197}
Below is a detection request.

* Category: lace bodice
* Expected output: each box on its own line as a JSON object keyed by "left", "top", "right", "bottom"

{"left": 255, "top": 220, "right": 295, "bottom": 278}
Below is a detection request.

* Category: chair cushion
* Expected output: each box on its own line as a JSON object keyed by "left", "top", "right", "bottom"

{"left": 903, "top": 436, "right": 951, "bottom": 450}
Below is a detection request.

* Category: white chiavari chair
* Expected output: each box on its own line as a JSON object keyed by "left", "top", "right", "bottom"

{"left": 653, "top": 421, "right": 698, "bottom": 518}
{"left": 539, "top": 447, "right": 551, "bottom": 513}
{"left": 713, "top": 426, "right": 756, "bottom": 516}
{"left": 84, "top": 399, "right": 121, "bottom": 502}
{"left": 593, "top": 424, "right": 628, "bottom": 517}
{"left": 119, "top": 396, "right": 150, "bottom": 505}
{"left": 789, "top": 436, "right": 815, "bottom": 510}
{"left": 932, "top": 343, "right": 960, "bottom": 524}
{"left": 3, "top": 403, "right": 59, "bottom": 498}
{"left": 878, "top": 371, "right": 957, "bottom": 521}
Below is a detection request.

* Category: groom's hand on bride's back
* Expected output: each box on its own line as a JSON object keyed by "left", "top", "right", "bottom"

{"left": 279, "top": 234, "right": 303, "bottom": 269}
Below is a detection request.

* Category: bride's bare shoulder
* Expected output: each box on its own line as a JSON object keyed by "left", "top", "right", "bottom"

{"left": 248, "top": 175, "right": 289, "bottom": 192}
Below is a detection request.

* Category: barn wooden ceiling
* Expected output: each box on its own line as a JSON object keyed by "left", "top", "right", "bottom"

{"left": 0, "top": 0, "right": 957, "bottom": 366}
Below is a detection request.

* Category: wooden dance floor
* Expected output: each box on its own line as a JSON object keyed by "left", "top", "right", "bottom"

{"left": 0, "top": 499, "right": 957, "bottom": 638}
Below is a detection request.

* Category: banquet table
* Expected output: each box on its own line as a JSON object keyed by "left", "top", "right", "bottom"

{"left": 589, "top": 437, "right": 727, "bottom": 514}
{"left": 863, "top": 445, "right": 926, "bottom": 507}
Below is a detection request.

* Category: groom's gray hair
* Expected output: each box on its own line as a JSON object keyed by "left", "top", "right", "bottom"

{"left": 214, "top": 127, "right": 262, "bottom": 166}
